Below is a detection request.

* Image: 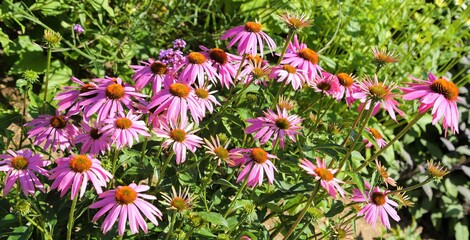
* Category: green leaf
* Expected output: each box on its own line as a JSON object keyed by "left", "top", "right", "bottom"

{"left": 197, "top": 212, "right": 229, "bottom": 230}
{"left": 0, "top": 27, "right": 11, "bottom": 48}
{"left": 29, "top": 0, "right": 65, "bottom": 16}
{"left": 212, "top": 179, "right": 237, "bottom": 189}
{"left": 324, "top": 201, "right": 344, "bottom": 217}
{"left": 7, "top": 225, "right": 33, "bottom": 240}
{"left": 455, "top": 220, "right": 470, "bottom": 240}
{"left": 194, "top": 228, "right": 216, "bottom": 238}
{"left": 0, "top": 214, "right": 18, "bottom": 228}
{"left": 351, "top": 172, "right": 366, "bottom": 198}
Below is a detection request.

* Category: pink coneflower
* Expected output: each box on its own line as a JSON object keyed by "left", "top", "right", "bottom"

{"left": 131, "top": 58, "right": 174, "bottom": 93}
{"left": 54, "top": 76, "right": 97, "bottom": 115}
{"left": 177, "top": 51, "right": 219, "bottom": 86}
{"left": 161, "top": 186, "right": 197, "bottom": 212}
{"left": 366, "top": 128, "right": 387, "bottom": 148}
{"left": 372, "top": 46, "right": 399, "bottom": 67}
{"left": 240, "top": 59, "right": 271, "bottom": 86}
{"left": 352, "top": 75, "right": 405, "bottom": 121}
{"left": 101, "top": 112, "right": 150, "bottom": 149}
{"left": 336, "top": 73, "right": 358, "bottom": 107}
{"left": 231, "top": 148, "right": 278, "bottom": 188}
{"left": 269, "top": 64, "right": 306, "bottom": 90}
{"left": 80, "top": 77, "right": 146, "bottom": 122}
{"left": 351, "top": 182, "right": 400, "bottom": 229}
{"left": 25, "top": 113, "right": 79, "bottom": 152}
{"left": 49, "top": 154, "right": 112, "bottom": 199}
{"left": 299, "top": 158, "right": 346, "bottom": 199}
{"left": 245, "top": 107, "right": 302, "bottom": 149}
{"left": 281, "top": 34, "right": 323, "bottom": 80}
{"left": 278, "top": 12, "right": 312, "bottom": 30}
{"left": 200, "top": 46, "right": 241, "bottom": 88}
{"left": 89, "top": 183, "right": 162, "bottom": 236}
{"left": 153, "top": 117, "right": 203, "bottom": 164}
{"left": 74, "top": 121, "right": 111, "bottom": 156}
{"left": 310, "top": 71, "right": 342, "bottom": 99}
{"left": 193, "top": 82, "right": 220, "bottom": 117}
{"left": 203, "top": 135, "right": 238, "bottom": 166}
{"left": 147, "top": 78, "right": 203, "bottom": 123}
{"left": 221, "top": 21, "right": 277, "bottom": 56}
{"left": 402, "top": 73, "right": 460, "bottom": 135}
{"left": 375, "top": 160, "right": 396, "bottom": 187}
{"left": 0, "top": 149, "right": 50, "bottom": 196}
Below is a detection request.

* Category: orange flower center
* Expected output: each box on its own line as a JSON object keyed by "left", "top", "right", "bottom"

{"left": 80, "top": 83, "right": 95, "bottom": 93}
{"left": 188, "top": 52, "right": 206, "bottom": 64}
{"left": 275, "top": 117, "right": 290, "bottom": 130}
{"left": 252, "top": 68, "right": 266, "bottom": 78}
{"left": 170, "top": 197, "right": 187, "bottom": 211}
{"left": 195, "top": 88, "right": 209, "bottom": 99}
{"left": 89, "top": 128, "right": 102, "bottom": 140}
{"left": 368, "top": 128, "right": 383, "bottom": 139}
{"left": 106, "top": 83, "right": 125, "bottom": 100}
{"left": 371, "top": 192, "right": 386, "bottom": 206}
{"left": 69, "top": 155, "right": 93, "bottom": 173}
{"left": 317, "top": 82, "right": 331, "bottom": 91}
{"left": 282, "top": 65, "right": 297, "bottom": 74}
{"left": 337, "top": 73, "right": 354, "bottom": 87}
{"left": 115, "top": 186, "right": 137, "bottom": 205}
{"left": 248, "top": 54, "right": 263, "bottom": 64}
{"left": 11, "top": 156, "right": 29, "bottom": 170}
{"left": 169, "top": 83, "right": 190, "bottom": 98}
{"left": 244, "top": 22, "right": 262, "bottom": 33}
{"left": 368, "top": 84, "right": 388, "bottom": 99}
{"left": 313, "top": 167, "right": 334, "bottom": 181}
{"left": 150, "top": 62, "right": 167, "bottom": 75}
{"left": 170, "top": 129, "right": 186, "bottom": 142}
{"left": 50, "top": 116, "right": 67, "bottom": 129}
{"left": 213, "top": 147, "right": 229, "bottom": 159}
{"left": 209, "top": 48, "right": 228, "bottom": 65}
{"left": 115, "top": 118, "right": 133, "bottom": 129}
{"left": 251, "top": 148, "right": 268, "bottom": 164}
{"left": 299, "top": 48, "right": 319, "bottom": 64}
{"left": 430, "top": 78, "right": 459, "bottom": 101}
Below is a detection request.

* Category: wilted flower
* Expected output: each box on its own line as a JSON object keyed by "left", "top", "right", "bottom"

{"left": 372, "top": 46, "right": 398, "bottom": 68}
{"left": 427, "top": 160, "right": 449, "bottom": 178}
{"left": 278, "top": 11, "right": 312, "bottom": 30}
{"left": 366, "top": 128, "right": 387, "bottom": 149}
{"left": 204, "top": 135, "right": 236, "bottom": 166}
{"left": 390, "top": 186, "right": 414, "bottom": 208}
{"left": 277, "top": 95, "right": 297, "bottom": 111}
{"left": 161, "top": 186, "right": 196, "bottom": 212}
{"left": 375, "top": 160, "right": 396, "bottom": 187}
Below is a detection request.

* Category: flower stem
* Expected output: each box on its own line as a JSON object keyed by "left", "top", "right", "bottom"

{"left": 389, "top": 176, "right": 433, "bottom": 194}
{"left": 67, "top": 194, "right": 79, "bottom": 240}
{"left": 165, "top": 212, "right": 177, "bottom": 240}
{"left": 276, "top": 29, "right": 295, "bottom": 66}
{"left": 282, "top": 183, "right": 320, "bottom": 240}
{"left": 24, "top": 215, "right": 46, "bottom": 233}
{"left": 341, "top": 103, "right": 366, "bottom": 147}
{"left": 110, "top": 148, "right": 119, "bottom": 188}
{"left": 224, "top": 177, "right": 248, "bottom": 218}
{"left": 156, "top": 152, "right": 174, "bottom": 188}
{"left": 41, "top": 47, "right": 52, "bottom": 113}
{"left": 354, "top": 112, "right": 426, "bottom": 172}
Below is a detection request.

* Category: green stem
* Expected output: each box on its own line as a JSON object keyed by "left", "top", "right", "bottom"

{"left": 314, "top": 97, "right": 335, "bottom": 129}
{"left": 282, "top": 183, "right": 320, "bottom": 240}
{"left": 389, "top": 176, "right": 434, "bottom": 194}
{"left": 276, "top": 29, "right": 295, "bottom": 66}
{"left": 224, "top": 177, "right": 248, "bottom": 218}
{"left": 165, "top": 212, "right": 177, "bottom": 240}
{"left": 110, "top": 148, "right": 119, "bottom": 188}
{"left": 41, "top": 47, "right": 52, "bottom": 113}
{"left": 337, "top": 102, "right": 375, "bottom": 171}
{"left": 341, "top": 103, "right": 366, "bottom": 147}
{"left": 156, "top": 152, "right": 174, "bottom": 188}
{"left": 291, "top": 216, "right": 312, "bottom": 240}
{"left": 354, "top": 112, "right": 426, "bottom": 172}
{"left": 200, "top": 160, "right": 218, "bottom": 211}
{"left": 67, "top": 194, "right": 79, "bottom": 240}
{"left": 24, "top": 215, "right": 46, "bottom": 233}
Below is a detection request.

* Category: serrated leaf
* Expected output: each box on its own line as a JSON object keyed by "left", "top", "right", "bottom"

{"left": 197, "top": 212, "right": 229, "bottom": 230}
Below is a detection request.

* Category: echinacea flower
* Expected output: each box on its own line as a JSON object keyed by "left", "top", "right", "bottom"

{"left": 0, "top": 149, "right": 50, "bottom": 196}
{"left": 49, "top": 154, "right": 112, "bottom": 199}
{"left": 372, "top": 46, "right": 399, "bottom": 67}
{"left": 375, "top": 160, "right": 396, "bottom": 187}
{"left": 230, "top": 148, "right": 278, "bottom": 188}
{"left": 148, "top": 78, "right": 203, "bottom": 123}
{"left": 25, "top": 113, "right": 79, "bottom": 152}
{"left": 299, "top": 158, "right": 346, "bottom": 199}
{"left": 203, "top": 135, "right": 237, "bottom": 166}
{"left": 74, "top": 121, "right": 111, "bottom": 156}
{"left": 221, "top": 21, "right": 277, "bottom": 56}
{"left": 281, "top": 34, "right": 322, "bottom": 80}
{"left": 310, "top": 71, "right": 342, "bottom": 99}
{"left": 351, "top": 182, "right": 400, "bottom": 229}
{"left": 277, "top": 95, "right": 297, "bottom": 111}
{"left": 239, "top": 59, "right": 271, "bottom": 86}
{"left": 153, "top": 117, "right": 203, "bottom": 164}
{"left": 131, "top": 59, "right": 174, "bottom": 93}
{"left": 402, "top": 73, "right": 460, "bottom": 136}
{"left": 101, "top": 111, "right": 150, "bottom": 149}
{"left": 89, "top": 183, "right": 163, "bottom": 236}
{"left": 161, "top": 186, "right": 196, "bottom": 212}
{"left": 278, "top": 12, "right": 312, "bottom": 30}
{"left": 54, "top": 76, "right": 97, "bottom": 115}
{"left": 427, "top": 160, "right": 449, "bottom": 178}
{"left": 245, "top": 106, "right": 303, "bottom": 149}
{"left": 269, "top": 64, "right": 306, "bottom": 90}
{"left": 177, "top": 51, "right": 219, "bottom": 86}
{"left": 80, "top": 77, "right": 146, "bottom": 122}
{"left": 353, "top": 75, "right": 405, "bottom": 121}
{"left": 336, "top": 73, "right": 358, "bottom": 107}
{"left": 366, "top": 128, "right": 387, "bottom": 149}
{"left": 199, "top": 46, "right": 241, "bottom": 89}
{"left": 193, "top": 82, "right": 220, "bottom": 117}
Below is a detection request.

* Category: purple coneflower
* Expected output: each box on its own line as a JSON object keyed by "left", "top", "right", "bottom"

{"left": 231, "top": 148, "right": 278, "bottom": 188}
{"left": 240, "top": 59, "right": 271, "bottom": 86}
{"left": 54, "top": 76, "right": 97, "bottom": 116}
{"left": 336, "top": 73, "right": 358, "bottom": 107}
{"left": 0, "top": 149, "right": 50, "bottom": 196}
{"left": 178, "top": 51, "right": 219, "bottom": 86}
{"left": 281, "top": 34, "right": 323, "bottom": 80}
{"left": 269, "top": 64, "right": 306, "bottom": 90}
{"left": 161, "top": 186, "right": 196, "bottom": 212}
{"left": 153, "top": 117, "right": 203, "bottom": 164}
{"left": 402, "top": 73, "right": 460, "bottom": 135}
{"left": 351, "top": 182, "right": 400, "bottom": 229}
{"left": 25, "top": 113, "right": 79, "bottom": 152}
{"left": 310, "top": 71, "right": 342, "bottom": 100}
{"left": 221, "top": 21, "right": 277, "bottom": 56}
{"left": 89, "top": 183, "right": 162, "bottom": 236}
{"left": 101, "top": 112, "right": 150, "bottom": 149}
{"left": 74, "top": 121, "right": 111, "bottom": 156}
{"left": 245, "top": 107, "right": 303, "bottom": 149}
{"left": 299, "top": 158, "right": 346, "bottom": 199}
{"left": 200, "top": 46, "right": 241, "bottom": 89}
{"left": 366, "top": 127, "right": 387, "bottom": 149}
{"left": 375, "top": 160, "right": 396, "bottom": 187}
{"left": 49, "top": 154, "right": 112, "bottom": 199}
{"left": 131, "top": 59, "right": 174, "bottom": 93}
{"left": 193, "top": 82, "right": 220, "bottom": 117}
{"left": 203, "top": 135, "right": 238, "bottom": 166}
